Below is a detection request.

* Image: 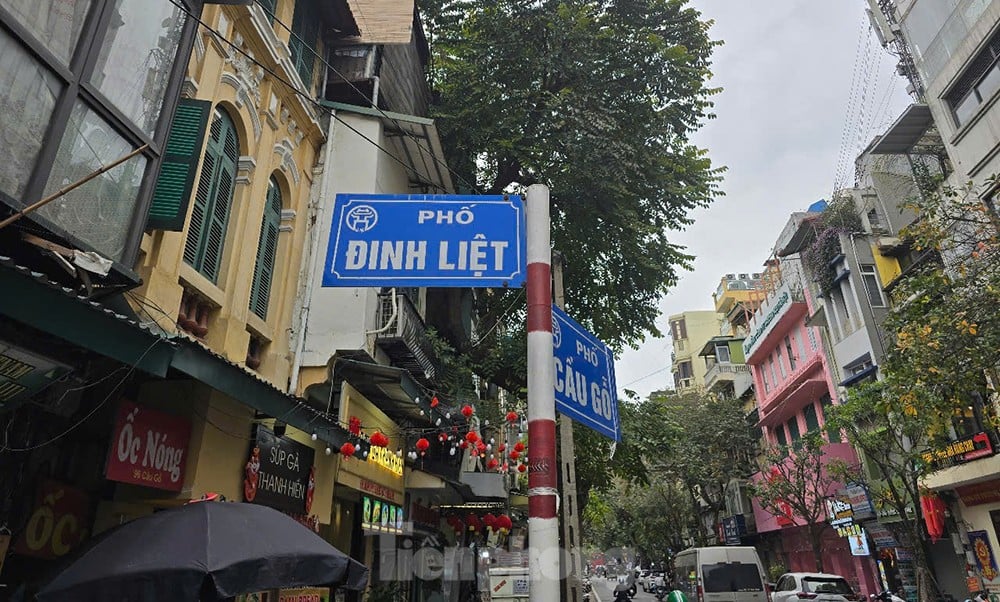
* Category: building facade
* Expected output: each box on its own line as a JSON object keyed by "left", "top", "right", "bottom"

{"left": 670, "top": 310, "right": 724, "bottom": 391}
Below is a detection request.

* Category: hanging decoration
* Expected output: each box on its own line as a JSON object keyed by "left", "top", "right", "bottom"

{"left": 496, "top": 514, "right": 513, "bottom": 534}
{"left": 431, "top": 396, "right": 440, "bottom": 408}
{"left": 509, "top": 450, "right": 521, "bottom": 461}
{"left": 466, "top": 513, "right": 482, "bottom": 533}
{"left": 921, "top": 493, "right": 947, "bottom": 540}
{"left": 486, "top": 458, "right": 499, "bottom": 470}
{"left": 498, "top": 443, "right": 506, "bottom": 452}
{"left": 438, "top": 433, "right": 448, "bottom": 443}
{"left": 461, "top": 405, "right": 474, "bottom": 418}
{"left": 465, "top": 431, "right": 479, "bottom": 444}
{"left": 513, "top": 441, "right": 525, "bottom": 453}
{"left": 506, "top": 411, "right": 519, "bottom": 423}
{"left": 348, "top": 416, "right": 362, "bottom": 436}
{"left": 416, "top": 438, "right": 430, "bottom": 456}
{"left": 517, "top": 464, "right": 527, "bottom": 473}
{"left": 339, "top": 442, "right": 356, "bottom": 458}
{"left": 370, "top": 431, "right": 389, "bottom": 448}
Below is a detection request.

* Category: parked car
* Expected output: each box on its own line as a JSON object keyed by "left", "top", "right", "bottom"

{"left": 650, "top": 572, "right": 666, "bottom": 589}
{"left": 772, "top": 573, "right": 859, "bottom": 602}
{"left": 674, "top": 547, "right": 767, "bottom": 602}
{"left": 638, "top": 570, "right": 652, "bottom": 592}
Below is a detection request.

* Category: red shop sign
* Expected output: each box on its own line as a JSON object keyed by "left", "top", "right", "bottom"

{"left": 106, "top": 401, "right": 191, "bottom": 492}
{"left": 957, "top": 479, "right": 1000, "bottom": 507}
{"left": 14, "top": 479, "right": 91, "bottom": 559}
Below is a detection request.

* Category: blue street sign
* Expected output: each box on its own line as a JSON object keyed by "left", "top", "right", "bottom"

{"left": 322, "top": 194, "right": 526, "bottom": 288}
{"left": 552, "top": 305, "right": 620, "bottom": 441}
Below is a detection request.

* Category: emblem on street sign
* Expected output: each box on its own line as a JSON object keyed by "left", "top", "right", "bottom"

{"left": 323, "top": 194, "right": 526, "bottom": 288}
{"left": 552, "top": 305, "right": 621, "bottom": 441}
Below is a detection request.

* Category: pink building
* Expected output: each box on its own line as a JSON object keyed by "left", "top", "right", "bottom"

{"left": 744, "top": 274, "right": 878, "bottom": 595}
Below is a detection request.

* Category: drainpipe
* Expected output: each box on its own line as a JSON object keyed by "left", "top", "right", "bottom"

{"left": 288, "top": 118, "right": 335, "bottom": 396}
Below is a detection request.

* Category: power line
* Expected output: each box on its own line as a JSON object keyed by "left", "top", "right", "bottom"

{"left": 165, "top": 0, "right": 447, "bottom": 192}
{"left": 620, "top": 366, "right": 671, "bottom": 389}
{"left": 249, "top": 0, "right": 482, "bottom": 196}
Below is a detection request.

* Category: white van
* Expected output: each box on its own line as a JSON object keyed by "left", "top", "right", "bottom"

{"left": 674, "top": 547, "right": 768, "bottom": 602}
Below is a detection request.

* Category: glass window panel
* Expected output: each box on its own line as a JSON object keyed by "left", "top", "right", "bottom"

{"left": 716, "top": 345, "right": 730, "bottom": 363}
{"left": 787, "top": 417, "right": 801, "bottom": 442}
{"left": 89, "top": 0, "right": 186, "bottom": 136}
{"left": 0, "top": 29, "right": 61, "bottom": 200}
{"left": 40, "top": 101, "right": 147, "bottom": 261}
{"left": 0, "top": 0, "right": 92, "bottom": 64}
{"left": 977, "top": 64, "right": 1000, "bottom": 104}
{"left": 954, "top": 90, "right": 980, "bottom": 126}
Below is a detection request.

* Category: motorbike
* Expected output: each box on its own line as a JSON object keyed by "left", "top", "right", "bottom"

{"left": 653, "top": 585, "right": 670, "bottom": 601}
{"left": 870, "top": 592, "right": 905, "bottom": 602}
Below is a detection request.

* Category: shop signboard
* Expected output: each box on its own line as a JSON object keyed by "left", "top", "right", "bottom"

{"left": 970, "top": 531, "right": 1000, "bottom": 584}
{"left": 106, "top": 400, "right": 191, "bottom": 492}
{"left": 552, "top": 305, "right": 620, "bottom": 441}
{"left": 722, "top": 515, "right": 745, "bottom": 545}
{"left": 362, "top": 495, "right": 404, "bottom": 534}
{"left": 278, "top": 587, "right": 328, "bottom": 602}
{"left": 867, "top": 523, "right": 900, "bottom": 549}
{"left": 843, "top": 484, "right": 876, "bottom": 521}
{"left": 322, "top": 194, "right": 526, "bottom": 288}
{"left": 958, "top": 480, "right": 1000, "bottom": 507}
{"left": 849, "top": 530, "right": 870, "bottom": 556}
{"left": 245, "top": 426, "right": 315, "bottom": 514}
{"left": 826, "top": 497, "right": 854, "bottom": 528}
{"left": 921, "top": 432, "right": 994, "bottom": 466}
{"left": 13, "top": 479, "right": 91, "bottom": 559}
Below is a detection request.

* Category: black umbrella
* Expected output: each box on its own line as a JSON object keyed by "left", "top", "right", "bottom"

{"left": 36, "top": 501, "right": 369, "bottom": 601}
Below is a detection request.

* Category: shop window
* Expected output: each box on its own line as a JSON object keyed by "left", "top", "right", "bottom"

{"left": 249, "top": 177, "right": 282, "bottom": 320}
{"left": 183, "top": 107, "right": 239, "bottom": 284}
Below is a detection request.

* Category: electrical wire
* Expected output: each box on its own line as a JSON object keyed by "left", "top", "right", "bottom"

{"left": 619, "top": 366, "right": 671, "bottom": 389}
{"left": 3, "top": 338, "right": 165, "bottom": 453}
{"left": 165, "top": 0, "right": 445, "bottom": 192}
{"left": 249, "top": 0, "right": 483, "bottom": 196}
{"left": 469, "top": 289, "right": 525, "bottom": 349}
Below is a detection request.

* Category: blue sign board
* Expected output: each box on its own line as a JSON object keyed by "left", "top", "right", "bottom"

{"left": 552, "top": 305, "right": 620, "bottom": 441}
{"left": 323, "top": 194, "right": 526, "bottom": 288}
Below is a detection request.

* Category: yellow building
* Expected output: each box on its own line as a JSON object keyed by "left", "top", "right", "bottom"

{"left": 669, "top": 310, "right": 723, "bottom": 391}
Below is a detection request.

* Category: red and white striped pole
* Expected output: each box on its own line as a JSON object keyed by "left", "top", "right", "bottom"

{"left": 525, "top": 184, "right": 560, "bottom": 601}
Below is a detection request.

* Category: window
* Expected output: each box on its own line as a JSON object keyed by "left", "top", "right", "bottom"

{"left": 804, "top": 402, "right": 820, "bottom": 433}
{"left": 946, "top": 24, "right": 1000, "bottom": 127}
{"left": 794, "top": 330, "right": 808, "bottom": 361}
{"left": 702, "top": 564, "right": 763, "bottom": 593}
{"left": 774, "top": 424, "right": 787, "bottom": 447}
{"left": 671, "top": 319, "right": 688, "bottom": 340}
{"left": 787, "top": 417, "right": 801, "bottom": 442}
{"left": 860, "top": 264, "right": 886, "bottom": 308}
{"left": 769, "top": 356, "right": 779, "bottom": 385}
{"left": 289, "top": 0, "right": 320, "bottom": 90}
{"left": 760, "top": 365, "right": 770, "bottom": 393}
{"left": 716, "top": 344, "right": 731, "bottom": 363}
{"left": 677, "top": 360, "right": 693, "bottom": 380}
{"left": 867, "top": 207, "right": 884, "bottom": 232}
{"left": 776, "top": 347, "right": 787, "bottom": 378}
{"left": 821, "top": 394, "right": 839, "bottom": 442}
{"left": 184, "top": 107, "right": 239, "bottom": 284}
{"left": 257, "top": 0, "right": 277, "bottom": 21}
{"left": 249, "top": 177, "right": 282, "bottom": 319}
{"left": 785, "top": 335, "right": 797, "bottom": 371}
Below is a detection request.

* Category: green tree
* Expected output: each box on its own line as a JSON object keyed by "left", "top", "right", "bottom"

{"left": 750, "top": 433, "right": 843, "bottom": 572}
{"left": 424, "top": 0, "right": 724, "bottom": 349}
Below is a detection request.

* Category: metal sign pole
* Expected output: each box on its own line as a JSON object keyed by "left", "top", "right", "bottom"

{"left": 526, "top": 184, "right": 559, "bottom": 602}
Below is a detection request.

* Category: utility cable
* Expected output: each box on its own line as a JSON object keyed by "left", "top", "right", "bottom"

{"left": 249, "top": 0, "right": 483, "bottom": 196}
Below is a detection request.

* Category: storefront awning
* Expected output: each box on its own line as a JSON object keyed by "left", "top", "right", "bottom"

{"left": 839, "top": 365, "right": 878, "bottom": 388}
{"left": 334, "top": 358, "right": 431, "bottom": 425}
{"left": 867, "top": 104, "right": 934, "bottom": 155}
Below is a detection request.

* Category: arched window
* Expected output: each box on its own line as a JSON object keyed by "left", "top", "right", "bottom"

{"left": 249, "top": 177, "right": 282, "bottom": 319}
{"left": 183, "top": 107, "right": 239, "bottom": 283}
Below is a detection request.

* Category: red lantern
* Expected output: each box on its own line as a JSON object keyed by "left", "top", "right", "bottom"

{"left": 339, "top": 442, "right": 356, "bottom": 458}
{"left": 513, "top": 441, "right": 525, "bottom": 453}
{"left": 497, "top": 514, "right": 513, "bottom": 533}
{"left": 459, "top": 440, "right": 468, "bottom": 449}
{"left": 465, "top": 431, "right": 479, "bottom": 443}
{"left": 509, "top": 450, "right": 520, "bottom": 461}
{"left": 506, "top": 411, "right": 519, "bottom": 423}
{"left": 487, "top": 458, "right": 499, "bottom": 470}
{"left": 484, "top": 513, "right": 497, "bottom": 529}
{"left": 498, "top": 443, "right": 506, "bottom": 452}
{"left": 517, "top": 463, "right": 527, "bottom": 473}
{"left": 461, "top": 405, "right": 474, "bottom": 418}
{"left": 370, "top": 431, "right": 389, "bottom": 448}
{"left": 416, "top": 438, "right": 430, "bottom": 455}
{"left": 467, "top": 513, "right": 481, "bottom": 533}
{"left": 348, "top": 416, "right": 361, "bottom": 436}
{"left": 431, "top": 396, "right": 440, "bottom": 408}
{"left": 438, "top": 433, "right": 448, "bottom": 442}
{"left": 921, "top": 493, "right": 947, "bottom": 540}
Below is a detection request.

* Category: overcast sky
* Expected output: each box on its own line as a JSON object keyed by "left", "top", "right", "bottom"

{"left": 613, "top": 1, "right": 914, "bottom": 398}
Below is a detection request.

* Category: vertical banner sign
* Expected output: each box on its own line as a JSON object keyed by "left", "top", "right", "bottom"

{"left": 552, "top": 305, "right": 620, "bottom": 441}
{"left": 322, "top": 194, "right": 526, "bottom": 287}
{"left": 970, "top": 531, "right": 1000, "bottom": 583}
{"left": 106, "top": 401, "right": 191, "bottom": 492}
{"left": 245, "top": 426, "right": 315, "bottom": 514}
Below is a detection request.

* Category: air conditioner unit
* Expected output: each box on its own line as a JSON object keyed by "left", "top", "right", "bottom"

{"left": 877, "top": 236, "right": 904, "bottom": 254}
{"left": 739, "top": 273, "right": 749, "bottom": 280}
{"left": 725, "top": 273, "right": 736, "bottom": 280}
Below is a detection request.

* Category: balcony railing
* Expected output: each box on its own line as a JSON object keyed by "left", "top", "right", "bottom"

{"left": 705, "top": 362, "right": 750, "bottom": 389}
{"left": 375, "top": 292, "right": 439, "bottom": 384}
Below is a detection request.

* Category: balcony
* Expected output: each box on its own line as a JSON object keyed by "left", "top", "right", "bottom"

{"left": 374, "top": 292, "right": 439, "bottom": 385}
{"left": 705, "top": 362, "right": 751, "bottom": 394}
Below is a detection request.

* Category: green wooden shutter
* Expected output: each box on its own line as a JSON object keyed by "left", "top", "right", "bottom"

{"left": 183, "top": 108, "right": 239, "bottom": 283}
{"left": 258, "top": 0, "right": 276, "bottom": 21}
{"left": 148, "top": 99, "right": 212, "bottom": 230}
{"left": 290, "top": 0, "right": 319, "bottom": 89}
{"left": 250, "top": 178, "right": 282, "bottom": 319}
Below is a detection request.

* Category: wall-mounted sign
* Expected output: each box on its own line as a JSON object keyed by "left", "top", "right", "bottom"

{"left": 722, "top": 515, "right": 746, "bottom": 545}
{"left": 958, "top": 480, "right": 1000, "bottom": 507}
{"left": 244, "top": 426, "right": 315, "bottom": 514}
{"left": 323, "top": 194, "right": 526, "bottom": 288}
{"left": 362, "top": 495, "right": 404, "bottom": 534}
{"left": 14, "top": 479, "right": 91, "bottom": 559}
{"left": 360, "top": 478, "right": 401, "bottom": 504}
{"left": 842, "top": 484, "right": 876, "bottom": 521}
{"left": 106, "top": 401, "right": 191, "bottom": 492}
{"left": 0, "top": 342, "right": 72, "bottom": 411}
{"left": 970, "top": 530, "right": 1000, "bottom": 582}
{"left": 849, "top": 531, "right": 870, "bottom": 556}
{"left": 278, "top": 587, "right": 328, "bottom": 602}
{"left": 922, "top": 432, "right": 994, "bottom": 466}
{"left": 411, "top": 501, "right": 440, "bottom": 530}
{"left": 826, "top": 497, "right": 854, "bottom": 528}
{"left": 743, "top": 290, "right": 791, "bottom": 358}
{"left": 867, "top": 523, "right": 899, "bottom": 549}
{"left": 552, "top": 305, "right": 620, "bottom": 441}
{"left": 367, "top": 445, "right": 403, "bottom": 477}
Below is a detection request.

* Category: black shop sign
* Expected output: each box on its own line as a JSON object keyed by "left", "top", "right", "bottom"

{"left": 244, "top": 425, "right": 315, "bottom": 514}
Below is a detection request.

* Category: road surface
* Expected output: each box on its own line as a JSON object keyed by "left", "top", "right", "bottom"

{"left": 592, "top": 576, "right": 660, "bottom": 602}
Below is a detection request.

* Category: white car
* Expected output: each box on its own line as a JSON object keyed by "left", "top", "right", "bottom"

{"left": 772, "top": 573, "right": 859, "bottom": 602}
{"left": 638, "top": 571, "right": 651, "bottom": 591}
